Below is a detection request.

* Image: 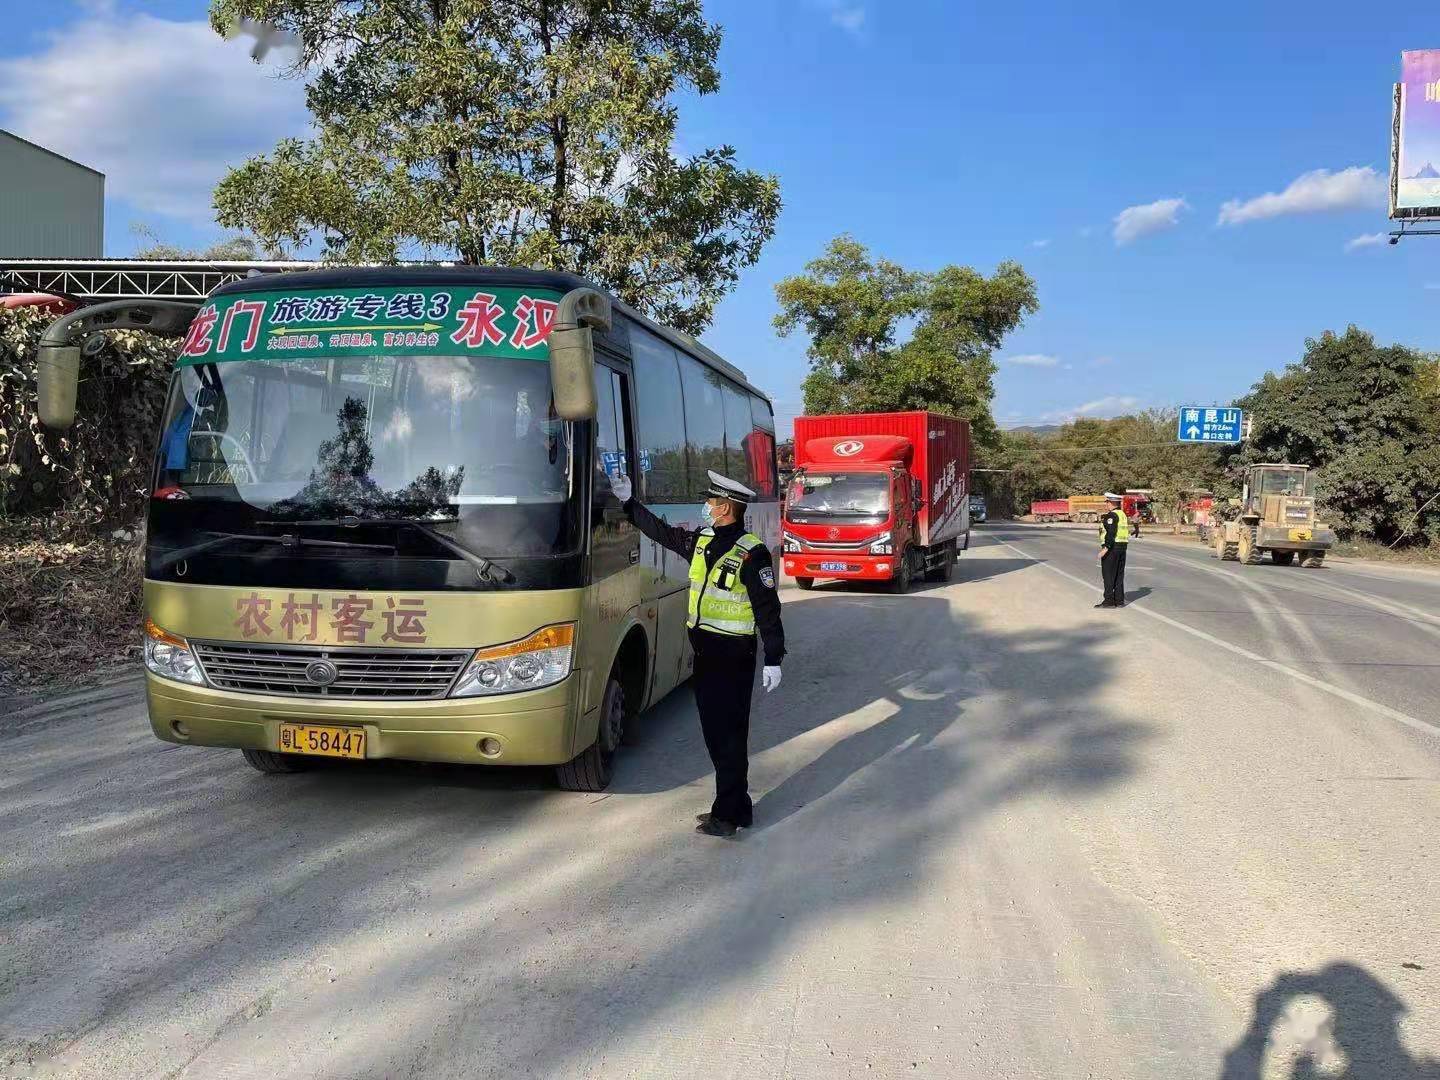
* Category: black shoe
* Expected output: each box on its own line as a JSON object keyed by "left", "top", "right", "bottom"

{"left": 1094, "top": 601, "right": 1116, "bottom": 608}
{"left": 696, "top": 816, "right": 739, "bottom": 838}
{"left": 1115, "top": 600, "right": 1127, "bottom": 607}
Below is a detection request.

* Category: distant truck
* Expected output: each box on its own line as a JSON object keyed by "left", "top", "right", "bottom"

{"left": 783, "top": 411, "right": 971, "bottom": 593}
{"left": 969, "top": 493, "right": 987, "bottom": 523}
{"left": 1029, "top": 495, "right": 1109, "bottom": 523}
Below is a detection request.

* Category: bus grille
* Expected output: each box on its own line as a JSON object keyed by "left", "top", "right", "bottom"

{"left": 191, "top": 642, "right": 471, "bottom": 700}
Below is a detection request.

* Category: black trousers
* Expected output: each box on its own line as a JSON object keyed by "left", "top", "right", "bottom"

{"left": 1102, "top": 544, "right": 1128, "bottom": 604}
{"left": 689, "top": 629, "right": 757, "bottom": 827}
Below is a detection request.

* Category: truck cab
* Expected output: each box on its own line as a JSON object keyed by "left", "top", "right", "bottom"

{"left": 783, "top": 436, "right": 916, "bottom": 590}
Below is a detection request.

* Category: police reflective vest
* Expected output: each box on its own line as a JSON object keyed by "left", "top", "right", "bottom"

{"left": 687, "top": 530, "right": 763, "bottom": 636}
{"left": 1098, "top": 511, "right": 1130, "bottom": 545}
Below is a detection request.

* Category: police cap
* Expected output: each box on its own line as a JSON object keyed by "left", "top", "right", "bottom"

{"left": 704, "top": 470, "right": 756, "bottom": 505}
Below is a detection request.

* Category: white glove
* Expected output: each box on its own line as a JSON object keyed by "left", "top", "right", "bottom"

{"left": 610, "top": 472, "right": 632, "bottom": 502}
{"left": 762, "top": 665, "right": 782, "bottom": 693}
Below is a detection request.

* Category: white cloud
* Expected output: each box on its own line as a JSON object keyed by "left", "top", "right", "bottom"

{"left": 1217, "top": 166, "right": 1386, "bottom": 226}
{"left": 809, "top": 1, "right": 866, "bottom": 35}
{"left": 1113, "top": 198, "right": 1188, "bottom": 246}
{"left": 1343, "top": 232, "right": 1389, "bottom": 252}
{"left": 1005, "top": 353, "right": 1060, "bottom": 367}
{"left": 1030, "top": 238, "right": 1051, "bottom": 249}
{"left": 0, "top": 11, "right": 309, "bottom": 227}
{"left": 1042, "top": 395, "right": 1141, "bottom": 421}
{"left": 830, "top": 5, "right": 866, "bottom": 33}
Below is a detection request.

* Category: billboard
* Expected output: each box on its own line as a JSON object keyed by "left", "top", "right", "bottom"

{"left": 1391, "top": 50, "right": 1440, "bottom": 219}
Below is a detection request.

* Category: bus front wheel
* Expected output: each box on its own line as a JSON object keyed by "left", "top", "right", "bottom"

{"left": 556, "top": 675, "right": 624, "bottom": 792}
{"left": 242, "top": 748, "right": 311, "bottom": 774}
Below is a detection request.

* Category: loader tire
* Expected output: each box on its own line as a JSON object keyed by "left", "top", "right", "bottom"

{"left": 1300, "top": 552, "right": 1325, "bottom": 568}
{"left": 1271, "top": 550, "right": 1296, "bottom": 566}
{"left": 1240, "top": 529, "right": 1262, "bottom": 565}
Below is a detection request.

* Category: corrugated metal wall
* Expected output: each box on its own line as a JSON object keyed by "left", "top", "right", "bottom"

{"left": 0, "top": 130, "right": 105, "bottom": 258}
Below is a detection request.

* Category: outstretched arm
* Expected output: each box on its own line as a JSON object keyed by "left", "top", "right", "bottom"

{"left": 622, "top": 490, "right": 698, "bottom": 560}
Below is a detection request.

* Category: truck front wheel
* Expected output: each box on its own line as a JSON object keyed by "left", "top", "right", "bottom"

{"left": 889, "top": 550, "right": 913, "bottom": 594}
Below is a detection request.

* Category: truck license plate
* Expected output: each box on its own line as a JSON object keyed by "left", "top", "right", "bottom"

{"left": 820, "top": 561, "right": 850, "bottom": 572}
{"left": 279, "top": 723, "right": 366, "bottom": 759}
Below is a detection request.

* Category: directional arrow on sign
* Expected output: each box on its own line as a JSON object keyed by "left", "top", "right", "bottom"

{"left": 268, "top": 323, "right": 444, "bottom": 335}
{"left": 1187, "top": 425, "right": 1200, "bottom": 438}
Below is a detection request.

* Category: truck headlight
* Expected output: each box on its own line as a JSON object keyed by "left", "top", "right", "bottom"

{"left": 144, "top": 618, "right": 205, "bottom": 685}
{"left": 869, "top": 531, "right": 893, "bottom": 555}
{"left": 453, "top": 623, "right": 574, "bottom": 697}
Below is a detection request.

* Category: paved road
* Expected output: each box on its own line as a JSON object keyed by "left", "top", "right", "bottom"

{"left": 3, "top": 527, "right": 1438, "bottom": 1079}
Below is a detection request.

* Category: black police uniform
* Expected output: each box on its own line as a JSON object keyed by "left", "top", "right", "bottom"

{"left": 624, "top": 499, "right": 785, "bottom": 828}
{"left": 1100, "top": 508, "right": 1127, "bottom": 606}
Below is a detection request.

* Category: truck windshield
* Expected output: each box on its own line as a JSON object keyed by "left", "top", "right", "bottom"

{"left": 149, "top": 354, "right": 581, "bottom": 587}
{"left": 787, "top": 472, "right": 890, "bottom": 517}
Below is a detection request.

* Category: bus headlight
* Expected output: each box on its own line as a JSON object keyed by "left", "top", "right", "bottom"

{"left": 453, "top": 623, "right": 575, "bottom": 697}
{"left": 144, "top": 619, "right": 205, "bottom": 686}
{"left": 869, "top": 531, "right": 893, "bottom": 555}
{"left": 782, "top": 531, "right": 803, "bottom": 553}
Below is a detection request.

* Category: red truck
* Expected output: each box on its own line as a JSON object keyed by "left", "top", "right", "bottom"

{"left": 1031, "top": 499, "right": 1070, "bottom": 523}
{"left": 782, "top": 411, "right": 971, "bottom": 593}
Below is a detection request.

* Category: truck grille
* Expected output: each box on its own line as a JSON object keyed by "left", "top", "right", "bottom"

{"left": 191, "top": 641, "right": 471, "bottom": 700}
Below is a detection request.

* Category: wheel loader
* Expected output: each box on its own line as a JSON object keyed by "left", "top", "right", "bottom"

{"left": 1213, "top": 463, "right": 1335, "bottom": 567}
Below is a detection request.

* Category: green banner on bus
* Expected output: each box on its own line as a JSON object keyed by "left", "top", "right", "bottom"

{"left": 176, "top": 285, "right": 564, "bottom": 366}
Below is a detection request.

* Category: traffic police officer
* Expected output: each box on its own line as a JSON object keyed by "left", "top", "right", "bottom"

{"left": 610, "top": 469, "right": 785, "bottom": 837}
{"left": 1097, "top": 492, "right": 1129, "bottom": 608}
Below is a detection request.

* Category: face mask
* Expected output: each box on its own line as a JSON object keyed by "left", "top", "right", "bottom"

{"left": 700, "top": 502, "right": 717, "bottom": 526}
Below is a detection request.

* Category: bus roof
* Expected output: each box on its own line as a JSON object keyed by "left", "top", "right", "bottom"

{"left": 210, "top": 265, "right": 770, "bottom": 406}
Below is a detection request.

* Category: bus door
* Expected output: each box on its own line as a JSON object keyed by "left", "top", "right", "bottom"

{"left": 587, "top": 359, "right": 642, "bottom": 714}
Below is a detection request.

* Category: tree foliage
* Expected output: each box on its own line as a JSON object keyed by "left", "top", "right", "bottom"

{"left": 1232, "top": 326, "right": 1440, "bottom": 543}
{"left": 978, "top": 411, "right": 1232, "bottom": 522}
{"left": 208, "top": 0, "right": 780, "bottom": 334}
{"left": 772, "top": 235, "right": 1037, "bottom": 448}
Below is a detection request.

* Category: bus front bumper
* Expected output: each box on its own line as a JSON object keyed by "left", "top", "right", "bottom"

{"left": 146, "top": 673, "right": 578, "bottom": 766}
{"left": 783, "top": 553, "right": 896, "bottom": 581}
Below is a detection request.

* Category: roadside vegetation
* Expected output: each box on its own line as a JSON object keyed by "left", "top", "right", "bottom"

{"left": 0, "top": 306, "right": 173, "bottom": 693}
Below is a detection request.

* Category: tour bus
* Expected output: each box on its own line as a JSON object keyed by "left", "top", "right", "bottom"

{"left": 37, "top": 267, "right": 780, "bottom": 791}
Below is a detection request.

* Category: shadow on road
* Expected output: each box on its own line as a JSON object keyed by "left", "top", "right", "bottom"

{"left": 3, "top": 588, "right": 1152, "bottom": 1077}
{"left": 1219, "top": 963, "right": 1439, "bottom": 1080}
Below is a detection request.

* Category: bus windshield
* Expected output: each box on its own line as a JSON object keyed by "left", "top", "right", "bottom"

{"left": 150, "top": 353, "right": 582, "bottom": 579}
{"left": 786, "top": 472, "right": 890, "bottom": 518}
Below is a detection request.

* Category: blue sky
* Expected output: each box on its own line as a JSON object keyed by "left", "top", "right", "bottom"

{"left": 1, "top": 1, "right": 1432, "bottom": 435}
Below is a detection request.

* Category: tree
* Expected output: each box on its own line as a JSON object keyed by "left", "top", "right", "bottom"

{"left": 772, "top": 235, "right": 1037, "bottom": 449}
{"left": 208, "top": 0, "right": 780, "bottom": 334}
{"left": 129, "top": 222, "right": 274, "bottom": 261}
{"left": 1234, "top": 326, "right": 1440, "bottom": 543}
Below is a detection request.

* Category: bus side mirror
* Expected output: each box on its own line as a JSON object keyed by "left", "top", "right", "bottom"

{"left": 35, "top": 299, "right": 201, "bottom": 429}
{"left": 37, "top": 344, "right": 81, "bottom": 429}
{"left": 548, "top": 287, "right": 612, "bottom": 421}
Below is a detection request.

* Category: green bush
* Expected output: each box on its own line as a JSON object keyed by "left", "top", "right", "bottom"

{"left": 0, "top": 306, "right": 178, "bottom": 529}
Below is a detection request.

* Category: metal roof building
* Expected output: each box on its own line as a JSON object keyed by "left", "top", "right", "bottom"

{"left": 0, "top": 129, "right": 105, "bottom": 258}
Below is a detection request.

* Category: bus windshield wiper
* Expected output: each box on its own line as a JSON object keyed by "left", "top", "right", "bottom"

{"left": 154, "top": 531, "right": 396, "bottom": 571}
{"left": 263, "top": 517, "right": 517, "bottom": 585}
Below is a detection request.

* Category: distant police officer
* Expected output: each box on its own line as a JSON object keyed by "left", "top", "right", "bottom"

{"left": 1097, "top": 492, "right": 1129, "bottom": 608}
{"left": 610, "top": 469, "right": 785, "bottom": 838}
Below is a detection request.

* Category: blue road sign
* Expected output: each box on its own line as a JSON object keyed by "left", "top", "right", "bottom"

{"left": 1178, "top": 407, "right": 1243, "bottom": 444}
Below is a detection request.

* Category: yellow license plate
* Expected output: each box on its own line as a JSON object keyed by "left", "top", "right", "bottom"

{"left": 278, "top": 723, "right": 366, "bottom": 759}
{"left": 1288, "top": 528, "right": 1312, "bottom": 541}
